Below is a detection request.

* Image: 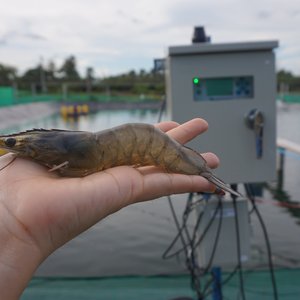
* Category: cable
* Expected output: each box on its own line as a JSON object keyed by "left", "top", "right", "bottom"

{"left": 192, "top": 199, "right": 221, "bottom": 250}
{"left": 162, "top": 193, "right": 207, "bottom": 259}
{"left": 231, "top": 192, "right": 246, "bottom": 300}
{"left": 163, "top": 193, "right": 228, "bottom": 300}
{"left": 200, "top": 198, "right": 224, "bottom": 296}
{"left": 163, "top": 186, "right": 250, "bottom": 300}
{"left": 162, "top": 194, "right": 196, "bottom": 259}
{"left": 202, "top": 266, "right": 239, "bottom": 298}
{"left": 245, "top": 183, "right": 279, "bottom": 300}
{"left": 167, "top": 194, "right": 205, "bottom": 299}
{"left": 163, "top": 196, "right": 217, "bottom": 259}
{"left": 203, "top": 197, "right": 223, "bottom": 273}
{"left": 182, "top": 193, "right": 195, "bottom": 253}
{"left": 165, "top": 195, "right": 189, "bottom": 259}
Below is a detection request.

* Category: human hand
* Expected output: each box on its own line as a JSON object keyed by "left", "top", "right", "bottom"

{"left": 0, "top": 118, "right": 219, "bottom": 299}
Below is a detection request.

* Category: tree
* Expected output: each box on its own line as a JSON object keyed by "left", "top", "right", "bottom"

{"left": 46, "top": 60, "right": 57, "bottom": 81}
{"left": 128, "top": 70, "right": 136, "bottom": 79}
{"left": 0, "top": 64, "right": 17, "bottom": 86}
{"left": 277, "top": 69, "right": 294, "bottom": 83}
{"left": 277, "top": 69, "right": 300, "bottom": 92}
{"left": 22, "top": 65, "right": 42, "bottom": 82}
{"left": 59, "top": 55, "right": 80, "bottom": 81}
{"left": 21, "top": 64, "right": 47, "bottom": 93}
{"left": 86, "top": 67, "right": 94, "bottom": 81}
{"left": 139, "top": 69, "right": 146, "bottom": 77}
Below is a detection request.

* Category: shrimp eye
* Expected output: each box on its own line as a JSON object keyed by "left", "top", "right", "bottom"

{"left": 5, "top": 137, "right": 16, "bottom": 147}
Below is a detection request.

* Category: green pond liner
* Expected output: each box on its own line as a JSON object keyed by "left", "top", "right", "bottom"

{"left": 21, "top": 268, "right": 300, "bottom": 300}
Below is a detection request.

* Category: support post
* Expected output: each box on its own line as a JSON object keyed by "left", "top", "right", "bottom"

{"left": 277, "top": 147, "right": 285, "bottom": 191}
{"left": 212, "top": 266, "right": 222, "bottom": 300}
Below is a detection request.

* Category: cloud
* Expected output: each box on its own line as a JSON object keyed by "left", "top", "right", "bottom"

{"left": 116, "top": 9, "right": 143, "bottom": 24}
{"left": 0, "top": 0, "right": 299, "bottom": 76}
{"left": 257, "top": 10, "right": 272, "bottom": 20}
{"left": 0, "top": 15, "right": 47, "bottom": 49}
{"left": 23, "top": 33, "right": 46, "bottom": 40}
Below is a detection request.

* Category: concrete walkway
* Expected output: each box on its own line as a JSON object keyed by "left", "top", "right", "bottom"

{"left": 0, "top": 102, "right": 59, "bottom": 130}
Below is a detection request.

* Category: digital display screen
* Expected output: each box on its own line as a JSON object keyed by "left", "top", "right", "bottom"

{"left": 193, "top": 76, "right": 253, "bottom": 101}
{"left": 206, "top": 78, "right": 233, "bottom": 97}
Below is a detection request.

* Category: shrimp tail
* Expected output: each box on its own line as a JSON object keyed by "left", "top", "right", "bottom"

{"left": 201, "top": 172, "right": 243, "bottom": 198}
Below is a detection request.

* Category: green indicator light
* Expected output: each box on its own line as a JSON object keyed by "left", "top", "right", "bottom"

{"left": 193, "top": 77, "right": 200, "bottom": 85}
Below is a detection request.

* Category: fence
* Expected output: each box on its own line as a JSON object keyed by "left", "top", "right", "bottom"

{"left": 278, "top": 93, "right": 300, "bottom": 103}
{"left": 0, "top": 86, "right": 161, "bottom": 107}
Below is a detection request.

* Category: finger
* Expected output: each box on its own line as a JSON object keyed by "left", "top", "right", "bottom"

{"left": 155, "top": 121, "right": 179, "bottom": 132}
{"left": 0, "top": 153, "right": 15, "bottom": 171}
{"left": 166, "top": 118, "right": 208, "bottom": 144}
{"left": 202, "top": 152, "right": 220, "bottom": 169}
{"left": 136, "top": 172, "right": 216, "bottom": 203}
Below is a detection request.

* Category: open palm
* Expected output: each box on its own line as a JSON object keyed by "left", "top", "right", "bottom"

{"left": 0, "top": 118, "right": 219, "bottom": 300}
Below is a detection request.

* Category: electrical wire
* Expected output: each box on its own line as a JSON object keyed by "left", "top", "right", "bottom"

{"left": 162, "top": 194, "right": 203, "bottom": 259}
{"left": 164, "top": 192, "right": 227, "bottom": 300}
{"left": 192, "top": 199, "right": 221, "bottom": 251}
{"left": 200, "top": 198, "right": 224, "bottom": 296}
{"left": 165, "top": 195, "right": 189, "bottom": 259}
{"left": 165, "top": 194, "right": 205, "bottom": 299}
{"left": 163, "top": 195, "right": 218, "bottom": 259}
{"left": 204, "top": 197, "right": 223, "bottom": 273}
{"left": 231, "top": 192, "right": 246, "bottom": 300}
{"left": 245, "top": 183, "right": 279, "bottom": 300}
{"left": 162, "top": 194, "right": 197, "bottom": 259}
{"left": 202, "top": 266, "right": 239, "bottom": 298}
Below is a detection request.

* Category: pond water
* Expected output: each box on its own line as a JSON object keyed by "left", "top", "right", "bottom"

{"left": 3, "top": 106, "right": 300, "bottom": 277}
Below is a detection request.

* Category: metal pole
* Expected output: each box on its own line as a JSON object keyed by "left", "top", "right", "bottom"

{"left": 277, "top": 147, "right": 285, "bottom": 191}
{"left": 62, "top": 83, "right": 68, "bottom": 102}
{"left": 212, "top": 266, "right": 222, "bottom": 300}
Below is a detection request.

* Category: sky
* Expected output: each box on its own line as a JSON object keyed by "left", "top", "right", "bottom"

{"left": 0, "top": 0, "right": 299, "bottom": 77}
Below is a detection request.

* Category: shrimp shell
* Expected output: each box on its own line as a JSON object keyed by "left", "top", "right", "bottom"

{"left": 0, "top": 123, "right": 241, "bottom": 196}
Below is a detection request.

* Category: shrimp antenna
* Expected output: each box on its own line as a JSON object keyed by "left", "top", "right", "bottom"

{"left": 0, "top": 155, "right": 17, "bottom": 172}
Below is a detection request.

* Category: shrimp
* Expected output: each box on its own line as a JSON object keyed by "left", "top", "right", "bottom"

{"left": 0, "top": 123, "right": 241, "bottom": 197}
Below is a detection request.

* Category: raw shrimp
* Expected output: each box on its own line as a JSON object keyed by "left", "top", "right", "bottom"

{"left": 0, "top": 123, "right": 241, "bottom": 197}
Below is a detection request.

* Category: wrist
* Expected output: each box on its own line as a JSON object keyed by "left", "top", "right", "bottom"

{"left": 0, "top": 220, "right": 44, "bottom": 299}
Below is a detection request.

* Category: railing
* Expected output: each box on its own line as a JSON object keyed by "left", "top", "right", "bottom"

{"left": 277, "top": 138, "right": 300, "bottom": 190}
{"left": 277, "top": 93, "right": 300, "bottom": 103}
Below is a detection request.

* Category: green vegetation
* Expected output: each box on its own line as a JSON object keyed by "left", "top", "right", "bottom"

{"left": 277, "top": 70, "right": 300, "bottom": 92}
{"left": 277, "top": 70, "right": 300, "bottom": 103}
{"left": 0, "top": 55, "right": 164, "bottom": 106}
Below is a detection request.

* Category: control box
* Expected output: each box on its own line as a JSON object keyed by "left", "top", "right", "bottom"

{"left": 166, "top": 41, "right": 278, "bottom": 183}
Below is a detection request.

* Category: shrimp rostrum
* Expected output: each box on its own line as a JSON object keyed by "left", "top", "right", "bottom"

{"left": 0, "top": 123, "right": 241, "bottom": 197}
